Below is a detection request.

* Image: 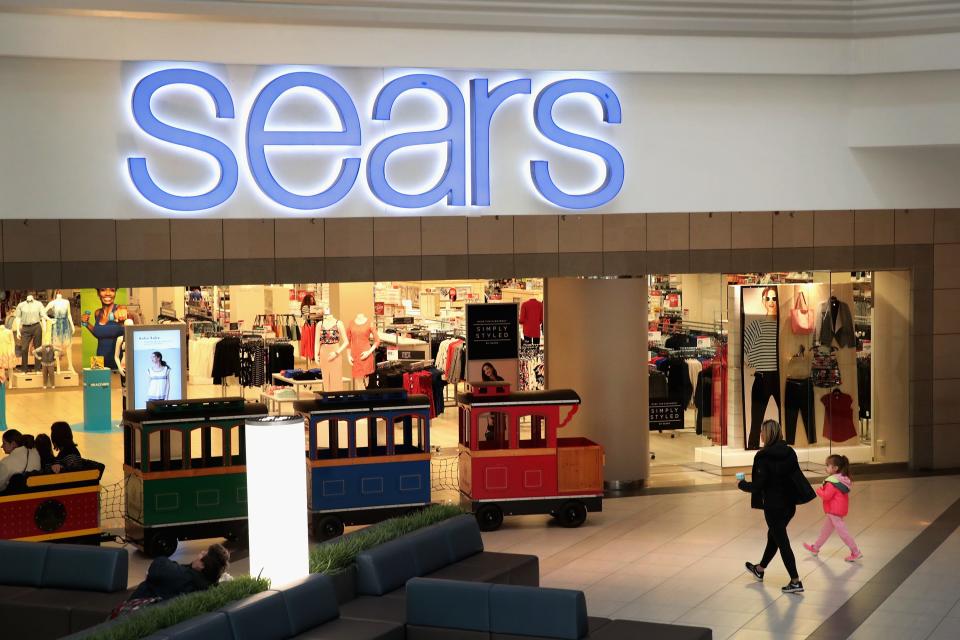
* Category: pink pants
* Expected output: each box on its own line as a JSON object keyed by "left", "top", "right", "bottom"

{"left": 814, "top": 514, "right": 859, "bottom": 553}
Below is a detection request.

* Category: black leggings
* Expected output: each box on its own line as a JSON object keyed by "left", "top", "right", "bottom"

{"left": 748, "top": 372, "right": 781, "bottom": 450}
{"left": 784, "top": 378, "right": 816, "bottom": 445}
{"left": 760, "top": 505, "right": 798, "bottom": 580}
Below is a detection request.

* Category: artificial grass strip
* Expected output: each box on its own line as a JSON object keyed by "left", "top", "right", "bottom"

{"left": 85, "top": 575, "right": 270, "bottom": 640}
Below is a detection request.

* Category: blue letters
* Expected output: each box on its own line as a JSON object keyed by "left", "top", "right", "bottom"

{"left": 247, "top": 72, "right": 361, "bottom": 210}
{"left": 530, "top": 79, "right": 624, "bottom": 210}
{"left": 469, "top": 79, "right": 531, "bottom": 207}
{"left": 128, "top": 69, "right": 238, "bottom": 212}
{"left": 367, "top": 74, "right": 466, "bottom": 208}
{"left": 127, "top": 68, "right": 625, "bottom": 212}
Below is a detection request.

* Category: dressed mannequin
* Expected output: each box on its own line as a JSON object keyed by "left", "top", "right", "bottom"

{"left": 346, "top": 313, "right": 379, "bottom": 390}
{"left": 44, "top": 292, "right": 75, "bottom": 372}
{"left": 33, "top": 341, "right": 62, "bottom": 389}
{"left": 0, "top": 325, "right": 15, "bottom": 381}
{"left": 14, "top": 295, "right": 46, "bottom": 371}
{"left": 313, "top": 309, "right": 348, "bottom": 393}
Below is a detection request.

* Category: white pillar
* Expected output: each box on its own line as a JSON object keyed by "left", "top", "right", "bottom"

{"left": 245, "top": 416, "right": 309, "bottom": 587}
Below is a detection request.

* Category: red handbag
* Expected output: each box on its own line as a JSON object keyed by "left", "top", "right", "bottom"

{"left": 791, "top": 291, "right": 815, "bottom": 335}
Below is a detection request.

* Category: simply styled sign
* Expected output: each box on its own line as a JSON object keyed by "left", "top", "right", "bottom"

{"left": 126, "top": 68, "right": 624, "bottom": 213}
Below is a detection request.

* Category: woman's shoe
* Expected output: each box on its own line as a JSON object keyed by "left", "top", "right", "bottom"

{"left": 782, "top": 580, "right": 804, "bottom": 594}
{"left": 745, "top": 562, "right": 764, "bottom": 581}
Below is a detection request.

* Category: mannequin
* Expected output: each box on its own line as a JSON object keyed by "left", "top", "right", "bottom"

{"left": 33, "top": 340, "right": 62, "bottom": 389}
{"left": 347, "top": 312, "right": 379, "bottom": 390}
{"left": 0, "top": 324, "right": 15, "bottom": 381}
{"left": 313, "top": 308, "right": 348, "bottom": 392}
{"left": 14, "top": 295, "right": 46, "bottom": 371}
{"left": 44, "top": 292, "right": 75, "bottom": 372}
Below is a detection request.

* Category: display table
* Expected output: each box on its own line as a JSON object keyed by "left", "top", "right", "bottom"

{"left": 695, "top": 442, "right": 875, "bottom": 469}
{"left": 271, "top": 374, "right": 323, "bottom": 398}
{"left": 82, "top": 368, "right": 113, "bottom": 432}
{"left": 259, "top": 389, "right": 299, "bottom": 415}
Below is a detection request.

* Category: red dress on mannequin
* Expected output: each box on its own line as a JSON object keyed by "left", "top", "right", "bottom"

{"left": 348, "top": 318, "right": 377, "bottom": 378}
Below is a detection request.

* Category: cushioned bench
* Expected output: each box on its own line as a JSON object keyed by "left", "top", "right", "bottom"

{"left": 342, "top": 514, "right": 538, "bottom": 623}
{"left": 0, "top": 539, "right": 132, "bottom": 639}
{"left": 108, "top": 574, "right": 402, "bottom": 640}
{"left": 405, "top": 578, "right": 713, "bottom": 640}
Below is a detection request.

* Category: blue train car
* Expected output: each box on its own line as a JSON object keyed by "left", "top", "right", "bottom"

{"left": 295, "top": 389, "right": 432, "bottom": 539}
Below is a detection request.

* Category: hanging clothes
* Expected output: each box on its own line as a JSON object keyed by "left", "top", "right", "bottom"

{"left": 300, "top": 321, "right": 316, "bottom": 361}
{"left": 710, "top": 345, "right": 728, "bottom": 446}
{"left": 211, "top": 336, "right": 241, "bottom": 384}
{"left": 693, "top": 368, "right": 713, "bottom": 436}
{"left": 816, "top": 298, "right": 857, "bottom": 349}
{"left": 268, "top": 341, "right": 295, "bottom": 376}
{"left": 822, "top": 390, "right": 857, "bottom": 442}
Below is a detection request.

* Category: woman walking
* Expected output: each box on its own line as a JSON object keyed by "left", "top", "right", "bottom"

{"left": 738, "top": 419, "right": 815, "bottom": 594}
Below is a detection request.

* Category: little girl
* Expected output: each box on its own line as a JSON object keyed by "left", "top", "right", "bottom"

{"left": 804, "top": 454, "right": 862, "bottom": 562}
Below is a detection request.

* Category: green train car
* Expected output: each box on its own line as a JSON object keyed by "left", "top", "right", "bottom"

{"left": 122, "top": 398, "right": 268, "bottom": 557}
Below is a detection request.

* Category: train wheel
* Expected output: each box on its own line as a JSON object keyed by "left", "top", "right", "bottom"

{"left": 557, "top": 501, "right": 587, "bottom": 528}
{"left": 316, "top": 515, "right": 345, "bottom": 541}
{"left": 146, "top": 532, "right": 178, "bottom": 557}
{"left": 475, "top": 504, "right": 503, "bottom": 532}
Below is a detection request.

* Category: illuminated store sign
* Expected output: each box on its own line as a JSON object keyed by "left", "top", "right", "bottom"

{"left": 127, "top": 68, "right": 623, "bottom": 212}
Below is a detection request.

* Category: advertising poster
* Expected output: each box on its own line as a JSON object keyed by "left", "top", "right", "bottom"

{"left": 466, "top": 303, "right": 519, "bottom": 388}
{"left": 740, "top": 285, "right": 781, "bottom": 450}
{"left": 127, "top": 326, "right": 186, "bottom": 410}
{"left": 80, "top": 288, "right": 130, "bottom": 370}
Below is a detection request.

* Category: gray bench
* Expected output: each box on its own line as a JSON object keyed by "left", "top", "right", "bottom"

{"left": 0, "top": 539, "right": 132, "bottom": 639}
{"left": 405, "top": 578, "right": 713, "bottom": 640}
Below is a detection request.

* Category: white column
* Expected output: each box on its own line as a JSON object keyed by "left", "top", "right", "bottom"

{"left": 245, "top": 416, "right": 309, "bottom": 587}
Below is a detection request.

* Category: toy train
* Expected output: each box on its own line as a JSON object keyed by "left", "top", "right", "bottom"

{"left": 3, "top": 383, "right": 603, "bottom": 555}
{"left": 0, "top": 461, "right": 105, "bottom": 544}
{"left": 457, "top": 382, "right": 603, "bottom": 531}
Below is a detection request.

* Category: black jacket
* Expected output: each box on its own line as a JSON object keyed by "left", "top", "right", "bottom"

{"left": 129, "top": 558, "right": 213, "bottom": 602}
{"left": 738, "top": 441, "right": 814, "bottom": 510}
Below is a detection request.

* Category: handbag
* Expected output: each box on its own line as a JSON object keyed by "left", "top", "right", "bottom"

{"left": 811, "top": 347, "right": 842, "bottom": 388}
{"left": 792, "top": 467, "right": 817, "bottom": 505}
{"left": 791, "top": 291, "right": 815, "bottom": 335}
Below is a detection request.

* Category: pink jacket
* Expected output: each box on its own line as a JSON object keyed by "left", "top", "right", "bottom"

{"left": 816, "top": 474, "right": 851, "bottom": 517}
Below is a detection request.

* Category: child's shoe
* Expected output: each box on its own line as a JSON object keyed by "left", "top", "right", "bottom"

{"left": 845, "top": 551, "right": 863, "bottom": 562}
{"left": 803, "top": 543, "right": 819, "bottom": 555}
{"left": 782, "top": 580, "right": 804, "bottom": 594}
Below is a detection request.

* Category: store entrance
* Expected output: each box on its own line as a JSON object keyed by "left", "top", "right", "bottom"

{"left": 647, "top": 270, "right": 908, "bottom": 485}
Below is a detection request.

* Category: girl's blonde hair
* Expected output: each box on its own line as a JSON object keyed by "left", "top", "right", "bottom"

{"left": 761, "top": 420, "right": 782, "bottom": 447}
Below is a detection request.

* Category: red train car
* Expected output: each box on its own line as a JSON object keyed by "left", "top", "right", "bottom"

{"left": 0, "top": 465, "right": 104, "bottom": 544}
{"left": 457, "top": 383, "right": 603, "bottom": 531}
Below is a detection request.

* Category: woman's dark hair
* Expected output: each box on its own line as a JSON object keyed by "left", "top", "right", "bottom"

{"left": 35, "top": 434, "right": 54, "bottom": 467}
{"left": 200, "top": 543, "right": 230, "bottom": 583}
{"left": 826, "top": 454, "right": 851, "bottom": 477}
{"left": 152, "top": 351, "right": 170, "bottom": 369}
{"left": 50, "top": 421, "right": 76, "bottom": 452}
{"left": 481, "top": 362, "right": 501, "bottom": 381}
{"left": 2, "top": 429, "right": 35, "bottom": 450}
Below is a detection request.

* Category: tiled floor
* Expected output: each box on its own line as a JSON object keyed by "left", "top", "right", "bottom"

{"left": 479, "top": 475, "right": 960, "bottom": 639}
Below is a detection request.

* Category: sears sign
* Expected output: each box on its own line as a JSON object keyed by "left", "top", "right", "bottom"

{"left": 127, "top": 68, "right": 624, "bottom": 213}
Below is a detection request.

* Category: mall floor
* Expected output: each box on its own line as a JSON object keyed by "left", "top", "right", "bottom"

{"left": 8, "top": 355, "right": 960, "bottom": 638}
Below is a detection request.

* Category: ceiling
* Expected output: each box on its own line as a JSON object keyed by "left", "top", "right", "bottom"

{"left": 3, "top": 0, "right": 960, "bottom": 38}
